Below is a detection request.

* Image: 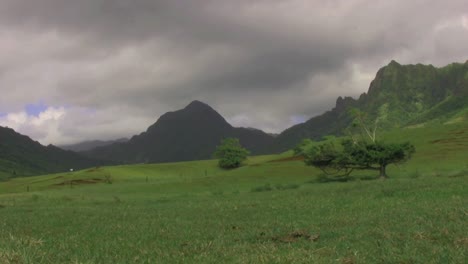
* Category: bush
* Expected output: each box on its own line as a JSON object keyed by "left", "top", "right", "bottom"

{"left": 213, "top": 138, "right": 250, "bottom": 169}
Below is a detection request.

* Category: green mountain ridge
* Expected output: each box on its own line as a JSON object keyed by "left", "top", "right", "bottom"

{"left": 0, "top": 126, "right": 112, "bottom": 180}
{"left": 273, "top": 60, "right": 468, "bottom": 151}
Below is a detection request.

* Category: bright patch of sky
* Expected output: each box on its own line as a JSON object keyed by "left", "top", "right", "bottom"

{"left": 462, "top": 14, "right": 468, "bottom": 29}
{"left": 25, "top": 102, "right": 48, "bottom": 117}
{"left": 434, "top": 14, "right": 468, "bottom": 32}
{"left": 0, "top": 104, "right": 152, "bottom": 145}
{"left": 0, "top": 105, "right": 65, "bottom": 144}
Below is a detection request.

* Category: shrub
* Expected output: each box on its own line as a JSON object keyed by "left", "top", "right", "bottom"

{"left": 213, "top": 138, "right": 250, "bottom": 169}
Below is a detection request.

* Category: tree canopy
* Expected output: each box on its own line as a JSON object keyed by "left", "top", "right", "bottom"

{"left": 213, "top": 138, "right": 250, "bottom": 169}
{"left": 303, "top": 109, "right": 415, "bottom": 179}
{"left": 304, "top": 138, "right": 415, "bottom": 179}
{"left": 293, "top": 138, "right": 314, "bottom": 156}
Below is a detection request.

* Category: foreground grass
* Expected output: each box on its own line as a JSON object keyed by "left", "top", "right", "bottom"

{"left": 0, "top": 175, "right": 466, "bottom": 263}
{"left": 0, "top": 122, "right": 467, "bottom": 263}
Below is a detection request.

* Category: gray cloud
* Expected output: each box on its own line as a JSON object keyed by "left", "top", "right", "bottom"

{"left": 0, "top": 0, "right": 467, "bottom": 144}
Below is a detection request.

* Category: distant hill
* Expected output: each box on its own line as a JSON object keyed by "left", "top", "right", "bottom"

{"left": 0, "top": 126, "right": 112, "bottom": 180}
{"left": 273, "top": 60, "right": 468, "bottom": 151}
{"left": 59, "top": 138, "right": 128, "bottom": 152}
{"left": 84, "top": 101, "right": 275, "bottom": 163}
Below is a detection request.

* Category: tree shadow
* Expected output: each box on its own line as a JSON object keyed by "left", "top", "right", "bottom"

{"left": 316, "top": 173, "right": 354, "bottom": 183}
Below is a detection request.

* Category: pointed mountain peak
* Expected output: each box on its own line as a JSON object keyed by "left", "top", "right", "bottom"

{"left": 146, "top": 100, "right": 232, "bottom": 134}
{"left": 335, "top": 96, "right": 356, "bottom": 111}
{"left": 387, "top": 60, "right": 401, "bottom": 67}
{"left": 184, "top": 100, "right": 212, "bottom": 111}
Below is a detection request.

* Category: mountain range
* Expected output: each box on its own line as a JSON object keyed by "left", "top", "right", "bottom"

{"left": 1, "top": 60, "right": 467, "bottom": 177}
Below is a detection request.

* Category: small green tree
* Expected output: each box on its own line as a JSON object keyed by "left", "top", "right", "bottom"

{"left": 214, "top": 138, "right": 250, "bottom": 169}
{"left": 293, "top": 136, "right": 337, "bottom": 157}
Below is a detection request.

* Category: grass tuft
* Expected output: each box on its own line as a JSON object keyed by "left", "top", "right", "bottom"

{"left": 275, "top": 183, "right": 300, "bottom": 190}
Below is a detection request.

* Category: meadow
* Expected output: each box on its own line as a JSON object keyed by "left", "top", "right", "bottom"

{"left": 0, "top": 122, "right": 467, "bottom": 263}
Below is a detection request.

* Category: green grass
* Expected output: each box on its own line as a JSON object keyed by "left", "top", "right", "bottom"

{"left": 0, "top": 122, "right": 467, "bottom": 263}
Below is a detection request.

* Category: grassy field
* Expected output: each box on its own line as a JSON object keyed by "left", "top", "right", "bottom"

{"left": 0, "top": 122, "right": 467, "bottom": 263}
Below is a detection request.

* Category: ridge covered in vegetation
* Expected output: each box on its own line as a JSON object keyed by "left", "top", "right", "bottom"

{"left": 0, "top": 127, "right": 111, "bottom": 180}
{"left": 274, "top": 60, "right": 468, "bottom": 151}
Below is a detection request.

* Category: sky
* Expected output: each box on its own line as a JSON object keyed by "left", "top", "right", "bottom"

{"left": 0, "top": 0, "right": 467, "bottom": 145}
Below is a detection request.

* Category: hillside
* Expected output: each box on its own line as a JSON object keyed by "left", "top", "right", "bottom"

{"left": 0, "top": 126, "right": 111, "bottom": 180}
{"left": 274, "top": 60, "right": 468, "bottom": 151}
{"left": 84, "top": 100, "right": 275, "bottom": 163}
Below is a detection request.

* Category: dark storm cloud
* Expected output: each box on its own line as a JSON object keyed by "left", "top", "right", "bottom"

{"left": 0, "top": 0, "right": 467, "bottom": 144}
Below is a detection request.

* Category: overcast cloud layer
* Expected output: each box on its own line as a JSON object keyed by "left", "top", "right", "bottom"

{"left": 0, "top": 0, "right": 467, "bottom": 145}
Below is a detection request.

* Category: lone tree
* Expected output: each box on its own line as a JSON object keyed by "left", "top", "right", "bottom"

{"left": 214, "top": 138, "right": 250, "bottom": 169}
{"left": 303, "top": 108, "right": 415, "bottom": 179}
{"left": 304, "top": 139, "right": 415, "bottom": 179}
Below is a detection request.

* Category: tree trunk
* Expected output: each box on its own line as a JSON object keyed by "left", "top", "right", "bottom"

{"left": 379, "top": 164, "right": 387, "bottom": 179}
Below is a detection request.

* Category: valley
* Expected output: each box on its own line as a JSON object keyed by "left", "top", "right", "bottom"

{"left": 2, "top": 2, "right": 468, "bottom": 262}
{"left": 0, "top": 121, "right": 467, "bottom": 263}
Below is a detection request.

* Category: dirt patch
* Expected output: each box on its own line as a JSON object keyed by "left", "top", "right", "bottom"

{"left": 448, "top": 129, "right": 467, "bottom": 135}
{"left": 429, "top": 138, "right": 468, "bottom": 144}
{"left": 430, "top": 139, "right": 444, "bottom": 144}
{"left": 54, "top": 178, "right": 105, "bottom": 186}
{"left": 341, "top": 257, "right": 357, "bottom": 264}
{"left": 270, "top": 155, "right": 305, "bottom": 162}
{"left": 454, "top": 237, "right": 468, "bottom": 247}
{"left": 272, "top": 230, "right": 320, "bottom": 243}
{"left": 429, "top": 138, "right": 460, "bottom": 144}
